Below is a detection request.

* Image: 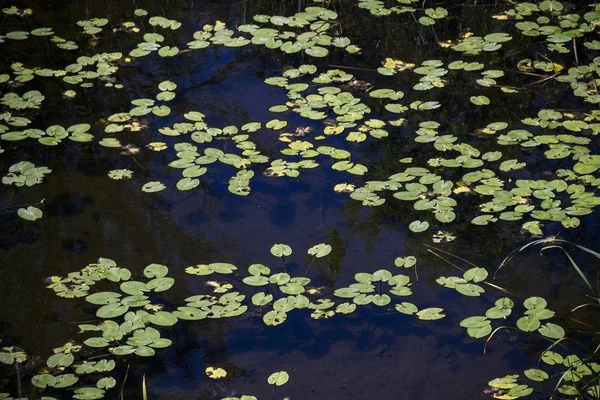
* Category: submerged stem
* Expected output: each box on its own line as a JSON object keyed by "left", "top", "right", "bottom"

{"left": 15, "top": 362, "right": 21, "bottom": 398}
{"left": 268, "top": 386, "right": 275, "bottom": 400}
{"left": 119, "top": 364, "right": 130, "bottom": 400}
{"left": 304, "top": 256, "right": 316, "bottom": 277}
{"left": 131, "top": 155, "right": 147, "bottom": 172}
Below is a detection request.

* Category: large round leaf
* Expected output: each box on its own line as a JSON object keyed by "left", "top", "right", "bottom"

{"left": 267, "top": 371, "right": 289, "bottom": 386}
{"left": 148, "top": 311, "right": 178, "bottom": 326}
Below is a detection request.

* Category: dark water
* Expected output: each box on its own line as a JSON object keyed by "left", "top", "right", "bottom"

{"left": 1, "top": 0, "right": 599, "bottom": 399}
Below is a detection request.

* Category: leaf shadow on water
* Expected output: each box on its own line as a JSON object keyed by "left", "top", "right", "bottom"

{"left": 44, "top": 192, "right": 94, "bottom": 217}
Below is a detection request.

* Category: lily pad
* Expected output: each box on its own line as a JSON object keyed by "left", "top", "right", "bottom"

{"left": 416, "top": 307, "right": 445, "bottom": 320}
{"left": 307, "top": 243, "right": 332, "bottom": 258}
{"left": 267, "top": 371, "right": 289, "bottom": 386}
{"left": 141, "top": 181, "right": 166, "bottom": 193}
{"left": 270, "top": 243, "right": 292, "bottom": 257}
{"left": 409, "top": 220, "right": 429, "bottom": 233}
{"left": 17, "top": 206, "right": 42, "bottom": 221}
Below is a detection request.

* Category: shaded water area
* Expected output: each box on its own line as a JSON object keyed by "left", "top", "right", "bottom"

{"left": 1, "top": 0, "right": 600, "bottom": 399}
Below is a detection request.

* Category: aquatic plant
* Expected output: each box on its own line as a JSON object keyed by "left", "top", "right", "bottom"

{"left": 1, "top": 0, "right": 600, "bottom": 398}
{"left": 426, "top": 240, "right": 600, "bottom": 399}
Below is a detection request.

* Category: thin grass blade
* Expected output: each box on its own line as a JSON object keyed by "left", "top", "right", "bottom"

{"left": 542, "top": 245, "right": 594, "bottom": 294}
{"left": 142, "top": 374, "right": 147, "bottom": 400}
{"left": 494, "top": 238, "right": 550, "bottom": 279}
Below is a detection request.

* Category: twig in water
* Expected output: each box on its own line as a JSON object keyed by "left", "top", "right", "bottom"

{"left": 304, "top": 256, "right": 316, "bottom": 277}
{"left": 131, "top": 155, "right": 147, "bottom": 173}
{"left": 423, "top": 244, "right": 483, "bottom": 269}
{"left": 15, "top": 362, "right": 22, "bottom": 398}
{"left": 424, "top": 246, "right": 517, "bottom": 298}
{"left": 327, "top": 64, "right": 376, "bottom": 72}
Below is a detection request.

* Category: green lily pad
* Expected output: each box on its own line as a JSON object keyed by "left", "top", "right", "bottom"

{"left": 516, "top": 316, "right": 541, "bottom": 332}
{"left": 243, "top": 275, "right": 269, "bottom": 286}
{"left": 409, "top": 220, "right": 429, "bottom": 233}
{"left": 251, "top": 292, "right": 273, "bottom": 306}
{"left": 73, "top": 387, "right": 105, "bottom": 400}
{"left": 470, "top": 95, "right": 490, "bottom": 106}
{"left": 308, "top": 243, "right": 331, "bottom": 258}
{"left": 47, "top": 353, "right": 74, "bottom": 368}
{"left": 97, "top": 303, "right": 129, "bottom": 319}
{"left": 416, "top": 307, "right": 445, "bottom": 320}
{"left": 17, "top": 206, "right": 42, "bottom": 221}
{"left": 395, "top": 302, "right": 418, "bottom": 315}
{"left": 144, "top": 264, "right": 169, "bottom": 278}
{"left": 148, "top": 311, "right": 178, "bottom": 326}
{"left": 524, "top": 368, "right": 549, "bottom": 382}
{"left": 523, "top": 297, "right": 547, "bottom": 310}
{"left": 270, "top": 243, "right": 292, "bottom": 257}
{"left": 267, "top": 371, "right": 289, "bottom": 386}
{"left": 142, "top": 181, "right": 166, "bottom": 193}
{"left": 538, "top": 323, "right": 565, "bottom": 339}
{"left": 394, "top": 256, "right": 416, "bottom": 268}
{"left": 86, "top": 292, "right": 121, "bottom": 305}
{"left": 96, "top": 377, "right": 116, "bottom": 390}
{"left": 32, "top": 374, "right": 57, "bottom": 388}
{"left": 463, "top": 267, "right": 488, "bottom": 282}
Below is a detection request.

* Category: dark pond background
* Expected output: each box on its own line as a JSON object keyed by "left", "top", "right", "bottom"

{"left": 1, "top": 0, "right": 599, "bottom": 398}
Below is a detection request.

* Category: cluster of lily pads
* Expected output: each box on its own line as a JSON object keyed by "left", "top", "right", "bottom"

{"left": 0, "top": 53, "right": 121, "bottom": 89}
{"left": 1, "top": 122, "right": 94, "bottom": 145}
{"left": 126, "top": 6, "right": 360, "bottom": 59}
{"left": 341, "top": 100, "right": 600, "bottom": 232}
{"left": 440, "top": 263, "right": 567, "bottom": 341}
{"left": 357, "top": 0, "right": 449, "bottom": 28}
{"left": 1, "top": 90, "right": 44, "bottom": 110}
{"left": 1, "top": 0, "right": 599, "bottom": 242}
{"left": 505, "top": 1, "right": 598, "bottom": 47}
{"left": 4, "top": 239, "right": 595, "bottom": 400}
{"left": 13, "top": 247, "right": 442, "bottom": 399}
{"left": 430, "top": 244, "right": 599, "bottom": 399}
{"left": 0, "top": 340, "right": 289, "bottom": 400}
{"left": 2, "top": 161, "right": 50, "bottom": 187}
{"left": 1, "top": 161, "right": 48, "bottom": 220}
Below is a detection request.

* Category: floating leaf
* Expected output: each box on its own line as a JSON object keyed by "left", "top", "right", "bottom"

{"left": 32, "top": 374, "right": 57, "bottom": 388}
{"left": 148, "top": 311, "right": 178, "bottom": 327}
{"left": 307, "top": 243, "right": 331, "bottom": 258}
{"left": 470, "top": 95, "right": 490, "bottom": 106}
{"left": 73, "top": 387, "right": 105, "bottom": 400}
{"left": 523, "top": 297, "right": 547, "bottom": 310}
{"left": 205, "top": 367, "right": 227, "bottom": 379}
{"left": 158, "top": 81, "right": 177, "bottom": 91}
{"left": 251, "top": 292, "right": 273, "bottom": 306}
{"left": 17, "top": 206, "right": 42, "bottom": 221}
{"left": 47, "top": 353, "right": 74, "bottom": 369}
{"left": 524, "top": 369, "right": 549, "bottom": 382}
{"left": 141, "top": 181, "right": 166, "bottom": 193}
{"left": 395, "top": 302, "right": 418, "bottom": 315}
{"left": 97, "top": 303, "right": 128, "bottom": 319}
{"left": 270, "top": 243, "right": 292, "bottom": 257}
{"left": 96, "top": 377, "right": 116, "bottom": 390}
{"left": 409, "top": 220, "right": 429, "bottom": 233}
{"left": 463, "top": 267, "right": 488, "bottom": 283}
{"left": 538, "top": 323, "right": 565, "bottom": 339}
{"left": 267, "top": 371, "right": 289, "bottom": 386}
{"left": 416, "top": 307, "right": 445, "bottom": 320}
{"left": 516, "top": 316, "right": 540, "bottom": 332}
{"left": 108, "top": 169, "right": 133, "bottom": 180}
{"left": 395, "top": 256, "right": 416, "bottom": 268}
